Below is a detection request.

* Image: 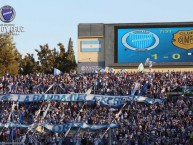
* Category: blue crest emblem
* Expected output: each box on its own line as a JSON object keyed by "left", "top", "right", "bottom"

{"left": 122, "top": 30, "right": 159, "bottom": 51}
{"left": 0, "top": 5, "right": 16, "bottom": 23}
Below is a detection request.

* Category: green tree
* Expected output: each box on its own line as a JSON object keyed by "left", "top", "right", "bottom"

{"left": 0, "top": 33, "right": 21, "bottom": 76}
{"left": 35, "top": 38, "right": 76, "bottom": 74}
{"left": 56, "top": 43, "right": 67, "bottom": 72}
{"left": 35, "top": 44, "right": 58, "bottom": 74}
{"left": 66, "top": 38, "right": 77, "bottom": 72}
{"left": 21, "top": 53, "right": 39, "bottom": 74}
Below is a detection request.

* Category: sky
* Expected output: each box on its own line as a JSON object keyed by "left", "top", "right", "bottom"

{"left": 0, "top": 0, "right": 193, "bottom": 60}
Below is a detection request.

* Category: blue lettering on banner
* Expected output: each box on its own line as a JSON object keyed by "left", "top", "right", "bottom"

{"left": 40, "top": 94, "right": 45, "bottom": 101}
{"left": 47, "top": 94, "right": 53, "bottom": 100}
{"left": 33, "top": 95, "right": 39, "bottom": 101}
{"left": 107, "top": 97, "right": 114, "bottom": 105}
{"left": 54, "top": 95, "right": 60, "bottom": 101}
{"left": 77, "top": 94, "right": 85, "bottom": 101}
{"left": 16, "top": 95, "right": 20, "bottom": 102}
{"left": 114, "top": 97, "right": 121, "bottom": 105}
{"left": 24, "top": 95, "right": 29, "bottom": 102}
{"left": 60, "top": 95, "right": 66, "bottom": 101}
{"left": 1, "top": 94, "right": 10, "bottom": 100}
{"left": 100, "top": 96, "right": 106, "bottom": 104}
{"left": 70, "top": 94, "right": 78, "bottom": 101}
{"left": 93, "top": 96, "right": 101, "bottom": 102}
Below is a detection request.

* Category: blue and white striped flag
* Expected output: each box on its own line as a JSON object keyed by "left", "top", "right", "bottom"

{"left": 54, "top": 68, "right": 62, "bottom": 76}
{"left": 81, "top": 40, "right": 101, "bottom": 52}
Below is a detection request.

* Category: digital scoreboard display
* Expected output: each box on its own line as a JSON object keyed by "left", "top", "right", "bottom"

{"left": 116, "top": 27, "right": 193, "bottom": 63}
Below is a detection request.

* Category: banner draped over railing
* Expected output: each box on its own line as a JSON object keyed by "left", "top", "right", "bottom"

{"left": 0, "top": 122, "right": 118, "bottom": 133}
{"left": 0, "top": 94, "right": 164, "bottom": 106}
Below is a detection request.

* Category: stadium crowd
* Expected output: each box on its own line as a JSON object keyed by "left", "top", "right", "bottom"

{"left": 0, "top": 71, "right": 192, "bottom": 145}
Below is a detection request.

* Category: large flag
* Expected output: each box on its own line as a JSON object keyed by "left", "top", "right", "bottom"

{"left": 54, "top": 68, "right": 62, "bottom": 76}
{"left": 80, "top": 40, "right": 101, "bottom": 52}
{"left": 138, "top": 63, "right": 144, "bottom": 73}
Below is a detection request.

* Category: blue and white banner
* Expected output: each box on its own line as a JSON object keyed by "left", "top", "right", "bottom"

{"left": 81, "top": 40, "right": 101, "bottom": 52}
{"left": 0, "top": 94, "right": 164, "bottom": 106}
{"left": 0, "top": 122, "right": 118, "bottom": 133}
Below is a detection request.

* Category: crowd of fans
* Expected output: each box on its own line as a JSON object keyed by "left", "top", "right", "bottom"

{"left": 0, "top": 71, "right": 193, "bottom": 96}
{"left": 0, "top": 71, "right": 192, "bottom": 145}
